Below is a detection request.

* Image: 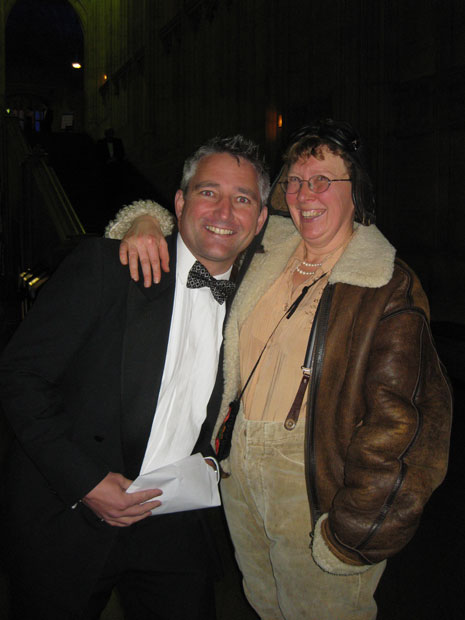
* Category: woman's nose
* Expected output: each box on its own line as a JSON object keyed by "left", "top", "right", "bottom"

{"left": 297, "top": 181, "right": 317, "bottom": 201}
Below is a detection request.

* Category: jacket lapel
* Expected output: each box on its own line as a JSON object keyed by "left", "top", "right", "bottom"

{"left": 120, "top": 235, "right": 177, "bottom": 479}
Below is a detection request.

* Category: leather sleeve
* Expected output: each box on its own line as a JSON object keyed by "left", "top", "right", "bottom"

{"left": 323, "top": 266, "right": 452, "bottom": 565}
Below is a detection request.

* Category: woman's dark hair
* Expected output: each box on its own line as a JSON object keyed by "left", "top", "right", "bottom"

{"left": 281, "top": 119, "right": 375, "bottom": 225}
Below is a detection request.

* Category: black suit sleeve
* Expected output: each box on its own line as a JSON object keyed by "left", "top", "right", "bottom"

{"left": 0, "top": 239, "right": 112, "bottom": 505}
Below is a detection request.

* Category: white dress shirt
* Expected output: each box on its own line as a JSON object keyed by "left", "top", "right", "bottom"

{"left": 139, "top": 235, "right": 231, "bottom": 474}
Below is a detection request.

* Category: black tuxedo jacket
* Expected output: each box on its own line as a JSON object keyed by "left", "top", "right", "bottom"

{"left": 0, "top": 235, "right": 223, "bottom": 605}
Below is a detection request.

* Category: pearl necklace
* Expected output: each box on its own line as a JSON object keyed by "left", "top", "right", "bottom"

{"left": 294, "top": 260, "right": 323, "bottom": 276}
{"left": 295, "top": 266, "right": 315, "bottom": 275}
{"left": 302, "top": 260, "right": 323, "bottom": 267}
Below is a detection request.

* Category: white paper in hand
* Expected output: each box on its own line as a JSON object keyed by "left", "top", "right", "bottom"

{"left": 126, "top": 453, "right": 221, "bottom": 516}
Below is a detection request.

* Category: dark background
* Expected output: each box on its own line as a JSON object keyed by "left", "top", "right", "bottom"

{"left": 0, "top": 1, "right": 463, "bottom": 618}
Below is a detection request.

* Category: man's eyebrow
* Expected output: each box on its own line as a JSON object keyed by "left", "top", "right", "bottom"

{"left": 193, "top": 181, "right": 220, "bottom": 190}
{"left": 193, "top": 181, "right": 259, "bottom": 202}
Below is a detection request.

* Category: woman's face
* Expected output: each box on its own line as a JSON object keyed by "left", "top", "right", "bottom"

{"left": 285, "top": 148, "right": 355, "bottom": 255}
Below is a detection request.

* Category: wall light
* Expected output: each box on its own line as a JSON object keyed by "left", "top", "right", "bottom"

{"left": 277, "top": 114, "right": 283, "bottom": 128}
{"left": 72, "top": 62, "right": 82, "bottom": 69}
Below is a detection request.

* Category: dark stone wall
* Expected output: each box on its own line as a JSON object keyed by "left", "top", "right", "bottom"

{"left": 4, "top": 0, "right": 464, "bottom": 321}
{"left": 103, "top": 0, "right": 465, "bottom": 322}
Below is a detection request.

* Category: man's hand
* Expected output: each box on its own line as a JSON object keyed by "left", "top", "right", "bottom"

{"left": 119, "top": 215, "right": 170, "bottom": 287}
{"left": 82, "top": 472, "right": 162, "bottom": 527}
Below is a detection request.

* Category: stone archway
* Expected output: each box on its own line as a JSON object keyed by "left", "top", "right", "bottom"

{"left": 4, "top": 0, "right": 87, "bottom": 134}
{"left": 0, "top": 0, "right": 88, "bottom": 124}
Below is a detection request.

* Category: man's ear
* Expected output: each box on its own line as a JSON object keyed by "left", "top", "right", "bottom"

{"left": 255, "top": 205, "right": 268, "bottom": 235}
{"left": 174, "top": 189, "right": 185, "bottom": 220}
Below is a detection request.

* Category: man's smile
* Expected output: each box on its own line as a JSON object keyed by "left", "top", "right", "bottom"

{"left": 205, "top": 225, "right": 235, "bottom": 235}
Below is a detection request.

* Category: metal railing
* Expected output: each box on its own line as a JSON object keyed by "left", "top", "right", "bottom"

{"left": 0, "top": 115, "right": 86, "bottom": 317}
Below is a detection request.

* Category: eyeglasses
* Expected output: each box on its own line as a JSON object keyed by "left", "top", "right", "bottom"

{"left": 279, "top": 175, "right": 352, "bottom": 194}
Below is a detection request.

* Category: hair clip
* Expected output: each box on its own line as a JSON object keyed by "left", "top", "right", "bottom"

{"left": 350, "top": 138, "right": 360, "bottom": 151}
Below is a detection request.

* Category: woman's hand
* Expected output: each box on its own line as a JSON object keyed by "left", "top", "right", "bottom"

{"left": 119, "top": 215, "right": 170, "bottom": 287}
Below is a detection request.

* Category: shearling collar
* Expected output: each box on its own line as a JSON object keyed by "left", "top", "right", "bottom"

{"left": 329, "top": 223, "right": 396, "bottom": 287}
{"left": 329, "top": 224, "right": 396, "bottom": 288}
{"left": 229, "top": 217, "right": 396, "bottom": 331}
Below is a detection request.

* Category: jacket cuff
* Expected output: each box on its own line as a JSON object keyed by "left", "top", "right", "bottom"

{"left": 311, "top": 514, "right": 373, "bottom": 575}
{"left": 104, "top": 200, "right": 175, "bottom": 239}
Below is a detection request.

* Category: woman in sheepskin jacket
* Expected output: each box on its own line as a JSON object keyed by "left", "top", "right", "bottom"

{"left": 106, "top": 120, "right": 452, "bottom": 620}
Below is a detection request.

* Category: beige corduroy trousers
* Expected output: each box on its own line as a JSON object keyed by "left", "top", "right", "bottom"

{"left": 221, "top": 409, "right": 386, "bottom": 620}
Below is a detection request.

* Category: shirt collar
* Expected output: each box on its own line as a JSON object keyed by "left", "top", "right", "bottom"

{"left": 177, "top": 235, "right": 233, "bottom": 284}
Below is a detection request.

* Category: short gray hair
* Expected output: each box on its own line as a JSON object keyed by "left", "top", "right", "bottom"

{"left": 180, "top": 135, "right": 270, "bottom": 206}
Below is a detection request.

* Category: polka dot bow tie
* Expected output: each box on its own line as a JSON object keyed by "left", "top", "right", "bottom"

{"left": 186, "top": 261, "right": 236, "bottom": 304}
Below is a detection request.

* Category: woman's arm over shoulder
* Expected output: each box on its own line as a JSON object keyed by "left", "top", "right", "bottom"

{"left": 105, "top": 200, "right": 175, "bottom": 286}
{"left": 105, "top": 199, "right": 175, "bottom": 239}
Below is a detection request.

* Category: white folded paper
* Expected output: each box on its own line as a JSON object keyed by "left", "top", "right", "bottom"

{"left": 126, "top": 453, "right": 221, "bottom": 516}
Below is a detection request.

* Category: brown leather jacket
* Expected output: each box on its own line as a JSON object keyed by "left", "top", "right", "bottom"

{"left": 306, "top": 259, "right": 451, "bottom": 567}
{"left": 216, "top": 217, "right": 452, "bottom": 571}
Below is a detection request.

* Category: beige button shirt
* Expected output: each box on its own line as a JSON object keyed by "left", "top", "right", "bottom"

{"left": 240, "top": 240, "right": 344, "bottom": 422}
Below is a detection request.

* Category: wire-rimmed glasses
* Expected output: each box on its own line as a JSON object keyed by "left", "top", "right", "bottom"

{"left": 279, "top": 175, "right": 352, "bottom": 194}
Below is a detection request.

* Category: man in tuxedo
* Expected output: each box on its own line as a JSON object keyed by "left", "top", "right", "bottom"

{"left": 0, "top": 136, "right": 269, "bottom": 620}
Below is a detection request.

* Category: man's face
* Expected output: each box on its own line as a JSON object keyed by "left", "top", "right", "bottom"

{"left": 175, "top": 153, "right": 268, "bottom": 275}
{"left": 285, "top": 147, "right": 354, "bottom": 254}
